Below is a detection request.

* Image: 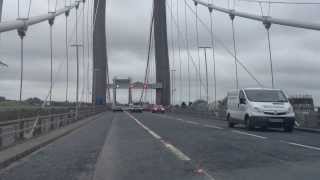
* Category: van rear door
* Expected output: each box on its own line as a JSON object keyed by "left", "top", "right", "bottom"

{"left": 238, "top": 90, "right": 247, "bottom": 122}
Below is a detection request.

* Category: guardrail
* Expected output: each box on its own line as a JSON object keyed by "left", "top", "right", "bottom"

{"left": 0, "top": 106, "right": 106, "bottom": 150}
{"left": 170, "top": 108, "right": 226, "bottom": 120}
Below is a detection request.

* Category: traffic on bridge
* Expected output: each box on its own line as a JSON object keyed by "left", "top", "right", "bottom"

{"left": 1, "top": 0, "right": 320, "bottom": 180}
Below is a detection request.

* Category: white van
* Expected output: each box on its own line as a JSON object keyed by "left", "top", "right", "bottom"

{"left": 226, "top": 88, "right": 295, "bottom": 132}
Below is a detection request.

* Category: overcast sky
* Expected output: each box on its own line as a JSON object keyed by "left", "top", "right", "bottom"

{"left": 1, "top": 0, "right": 320, "bottom": 105}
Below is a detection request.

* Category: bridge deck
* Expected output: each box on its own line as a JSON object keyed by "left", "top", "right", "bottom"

{"left": 1, "top": 111, "right": 320, "bottom": 180}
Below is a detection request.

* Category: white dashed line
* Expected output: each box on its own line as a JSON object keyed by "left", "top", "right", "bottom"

{"left": 186, "top": 121, "right": 199, "bottom": 125}
{"left": 160, "top": 140, "right": 191, "bottom": 161}
{"left": 155, "top": 114, "right": 224, "bottom": 130}
{"left": 203, "top": 124, "right": 224, "bottom": 130}
{"left": 125, "top": 112, "right": 190, "bottom": 161}
{"left": 232, "top": 130, "right": 268, "bottom": 139}
{"left": 126, "top": 112, "right": 161, "bottom": 140}
{"left": 126, "top": 112, "right": 216, "bottom": 180}
{"left": 284, "top": 141, "right": 320, "bottom": 151}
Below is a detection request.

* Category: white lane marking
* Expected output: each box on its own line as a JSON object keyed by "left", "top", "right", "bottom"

{"left": 186, "top": 121, "right": 199, "bottom": 125}
{"left": 126, "top": 112, "right": 161, "bottom": 140}
{"left": 284, "top": 141, "right": 320, "bottom": 151}
{"left": 232, "top": 130, "right": 268, "bottom": 139}
{"left": 125, "top": 112, "right": 191, "bottom": 161}
{"left": 160, "top": 140, "right": 191, "bottom": 161}
{"left": 155, "top": 114, "right": 224, "bottom": 130}
{"left": 203, "top": 124, "right": 224, "bottom": 130}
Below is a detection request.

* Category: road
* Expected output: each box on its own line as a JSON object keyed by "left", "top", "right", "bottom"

{"left": 1, "top": 111, "right": 320, "bottom": 180}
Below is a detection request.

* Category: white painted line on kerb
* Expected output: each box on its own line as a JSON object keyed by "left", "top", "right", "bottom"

{"left": 125, "top": 112, "right": 190, "bottom": 161}
{"left": 285, "top": 141, "right": 320, "bottom": 151}
{"left": 232, "top": 130, "right": 268, "bottom": 139}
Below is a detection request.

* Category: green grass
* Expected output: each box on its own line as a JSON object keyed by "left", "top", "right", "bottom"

{"left": 0, "top": 101, "right": 39, "bottom": 112}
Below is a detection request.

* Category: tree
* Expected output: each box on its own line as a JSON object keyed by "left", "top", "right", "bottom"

{"left": 0, "top": 96, "right": 5, "bottom": 102}
{"left": 25, "top": 97, "right": 43, "bottom": 105}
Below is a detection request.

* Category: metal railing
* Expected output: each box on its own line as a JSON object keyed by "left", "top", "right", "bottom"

{"left": 0, "top": 106, "right": 106, "bottom": 150}
{"left": 170, "top": 107, "right": 226, "bottom": 120}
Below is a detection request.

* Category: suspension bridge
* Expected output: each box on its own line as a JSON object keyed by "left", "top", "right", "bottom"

{"left": 1, "top": 0, "right": 320, "bottom": 180}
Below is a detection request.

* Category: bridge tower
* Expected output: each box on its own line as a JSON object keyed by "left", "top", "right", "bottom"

{"left": 92, "top": 0, "right": 108, "bottom": 105}
{"left": 154, "top": 0, "right": 171, "bottom": 105}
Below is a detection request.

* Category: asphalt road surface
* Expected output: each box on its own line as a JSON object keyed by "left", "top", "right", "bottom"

{"left": 1, "top": 111, "right": 320, "bottom": 180}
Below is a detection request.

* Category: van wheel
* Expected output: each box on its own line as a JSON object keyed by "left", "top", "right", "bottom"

{"left": 245, "top": 116, "right": 254, "bottom": 131}
{"left": 227, "top": 115, "right": 235, "bottom": 128}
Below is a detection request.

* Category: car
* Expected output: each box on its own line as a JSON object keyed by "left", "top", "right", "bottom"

{"left": 151, "top": 105, "right": 165, "bottom": 113}
{"left": 129, "top": 105, "right": 143, "bottom": 113}
{"left": 112, "top": 105, "right": 123, "bottom": 112}
{"left": 226, "top": 88, "right": 295, "bottom": 132}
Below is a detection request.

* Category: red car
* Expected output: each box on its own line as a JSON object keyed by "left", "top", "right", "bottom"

{"left": 151, "top": 105, "right": 165, "bottom": 113}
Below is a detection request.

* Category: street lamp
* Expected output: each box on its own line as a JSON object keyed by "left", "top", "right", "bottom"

{"left": 198, "top": 46, "right": 211, "bottom": 105}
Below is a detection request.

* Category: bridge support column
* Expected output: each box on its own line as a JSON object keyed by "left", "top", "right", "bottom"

{"left": 154, "top": 0, "right": 171, "bottom": 105}
{"left": 93, "top": 0, "right": 107, "bottom": 105}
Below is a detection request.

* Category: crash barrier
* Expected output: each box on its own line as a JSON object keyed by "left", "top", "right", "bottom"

{"left": 0, "top": 106, "right": 107, "bottom": 149}
{"left": 171, "top": 107, "right": 226, "bottom": 120}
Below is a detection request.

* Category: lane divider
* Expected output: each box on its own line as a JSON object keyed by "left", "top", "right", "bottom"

{"left": 203, "top": 124, "right": 224, "bottom": 130}
{"left": 154, "top": 114, "right": 225, "bottom": 130}
{"left": 281, "top": 141, "right": 320, "bottom": 151}
{"left": 232, "top": 130, "right": 268, "bottom": 139}
{"left": 125, "top": 112, "right": 217, "bottom": 180}
{"left": 125, "top": 112, "right": 190, "bottom": 161}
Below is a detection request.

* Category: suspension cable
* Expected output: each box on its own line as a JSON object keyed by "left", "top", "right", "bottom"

{"left": 170, "top": 0, "right": 175, "bottom": 105}
{"left": 27, "top": 0, "right": 32, "bottom": 19}
{"left": 264, "top": 21, "right": 274, "bottom": 88}
{"left": 176, "top": 0, "right": 182, "bottom": 105}
{"left": 239, "top": 0, "right": 320, "bottom": 5}
{"left": 54, "top": 0, "right": 58, "bottom": 12}
{"left": 65, "top": 10, "right": 70, "bottom": 102}
{"left": 194, "top": 2, "right": 202, "bottom": 100}
{"left": 230, "top": 13, "right": 239, "bottom": 90}
{"left": 48, "top": 16, "right": 55, "bottom": 105}
{"left": 184, "top": 0, "right": 191, "bottom": 104}
{"left": 167, "top": 1, "right": 207, "bottom": 91}
{"left": 92, "top": 0, "right": 100, "bottom": 32}
{"left": 208, "top": 7, "right": 217, "bottom": 110}
{"left": 18, "top": 0, "right": 20, "bottom": 18}
{"left": 86, "top": 0, "right": 91, "bottom": 103}
{"left": 140, "top": 6, "right": 154, "bottom": 103}
{"left": 185, "top": 1, "right": 264, "bottom": 87}
{"left": 17, "top": 26, "right": 26, "bottom": 102}
{"left": 75, "top": 3, "right": 79, "bottom": 118}
{"left": 81, "top": 1, "right": 86, "bottom": 104}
